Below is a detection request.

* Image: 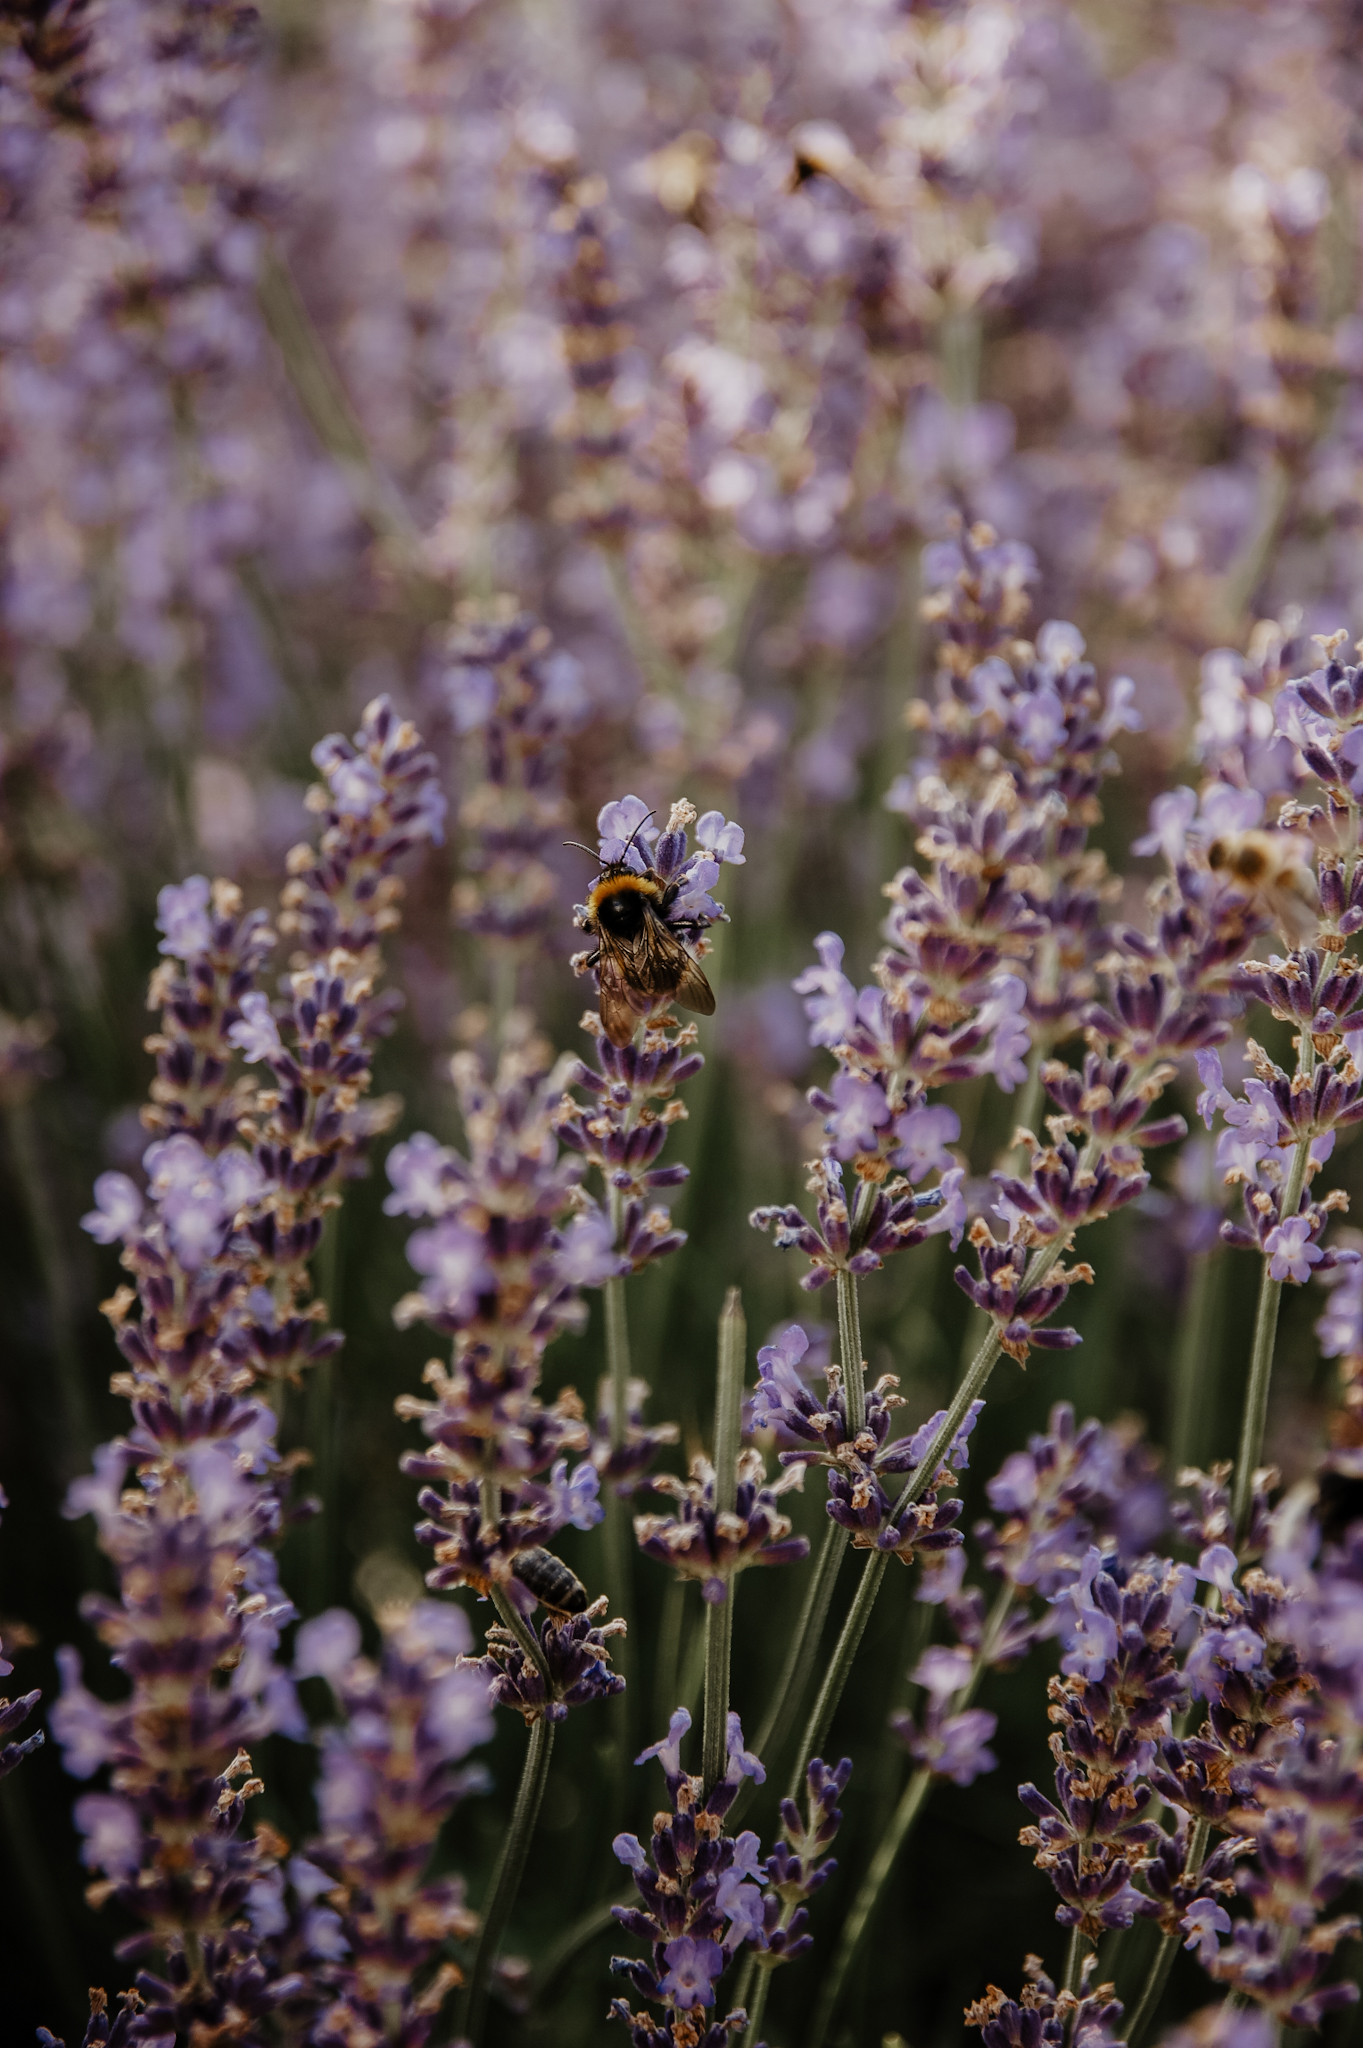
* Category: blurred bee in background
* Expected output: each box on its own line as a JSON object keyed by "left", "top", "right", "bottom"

{"left": 574, "top": 821, "right": 715, "bottom": 1047}
{"left": 510, "top": 1546, "right": 589, "bottom": 1617}
{"left": 1206, "top": 828, "right": 1318, "bottom": 946}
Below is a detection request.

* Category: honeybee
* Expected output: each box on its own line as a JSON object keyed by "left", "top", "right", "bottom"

{"left": 574, "top": 824, "right": 716, "bottom": 1049}
{"left": 510, "top": 1547, "right": 589, "bottom": 1617}
{"left": 1206, "top": 829, "right": 1318, "bottom": 945}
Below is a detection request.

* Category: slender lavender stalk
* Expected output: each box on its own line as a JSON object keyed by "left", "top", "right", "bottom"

{"left": 806, "top": 1585, "right": 1012, "bottom": 2048}
{"left": 460, "top": 1714, "right": 556, "bottom": 2048}
{"left": 1231, "top": 1127, "right": 1314, "bottom": 1539}
{"left": 702, "top": 1290, "right": 746, "bottom": 1796}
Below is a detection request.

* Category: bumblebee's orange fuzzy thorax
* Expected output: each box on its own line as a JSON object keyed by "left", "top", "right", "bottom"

{"left": 587, "top": 870, "right": 662, "bottom": 910}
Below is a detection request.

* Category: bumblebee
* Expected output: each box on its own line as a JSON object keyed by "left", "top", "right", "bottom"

{"left": 578, "top": 848, "right": 716, "bottom": 1049}
{"left": 510, "top": 1546, "right": 589, "bottom": 1617}
{"left": 1206, "top": 828, "right": 1318, "bottom": 945}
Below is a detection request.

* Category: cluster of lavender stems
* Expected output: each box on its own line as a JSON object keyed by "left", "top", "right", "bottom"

{"left": 12, "top": 3, "right": 1363, "bottom": 2041}
{"left": 17, "top": 604, "right": 1363, "bottom": 2046}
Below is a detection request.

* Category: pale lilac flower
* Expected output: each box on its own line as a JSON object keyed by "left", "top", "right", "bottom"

{"left": 1055, "top": 1549, "right": 1119, "bottom": 1679}
{"left": 636, "top": 1705, "right": 691, "bottom": 1777}
{"left": 423, "top": 1666, "right": 497, "bottom": 1761}
{"left": 383, "top": 1133, "right": 455, "bottom": 1219}
{"left": 659, "top": 1934, "right": 723, "bottom": 2009}
{"left": 918, "top": 1547, "right": 969, "bottom": 1604}
{"left": 977, "top": 974, "right": 1030, "bottom": 1091}
{"left": 1182, "top": 1898, "right": 1232, "bottom": 1965}
{"left": 1265, "top": 1215, "right": 1323, "bottom": 1284}
{"left": 1133, "top": 786, "right": 1198, "bottom": 862}
{"left": 669, "top": 857, "right": 723, "bottom": 923}
{"left": 404, "top": 1218, "right": 494, "bottom": 1317}
{"left": 48, "top": 1648, "right": 116, "bottom": 1777}
{"left": 312, "top": 738, "right": 387, "bottom": 817}
{"left": 913, "top": 1644, "right": 974, "bottom": 1700}
{"left": 227, "top": 991, "right": 282, "bottom": 1064}
{"left": 556, "top": 1206, "right": 629, "bottom": 1287}
{"left": 925, "top": 1167, "right": 968, "bottom": 1250}
{"left": 793, "top": 931, "right": 859, "bottom": 1046}
{"left": 716, "top": 1874, "right": 765, "bottom": 1945}
{"left": 1013, "top": 686, "right": 1067, "bottom": 761}
{"left": 1316, "top": 1256, "right": 1363, "bottom": 1360}
{"left": 63, "top": 1444, "right": 132, "bottom": 1529}
{"left": 547, "top": 1457, "right": 603, "bottom": 1530}
{"left": 892, "top": 1104, "right": 961, "bottom": 1182}
{"left": 72, "top": 1794, "right": 142, "bottom": 1878}
{"left": 597, "top": 793, "right": 656, "bottom": 867}
{"left": 215, "top": 1148, "right": 266, "bottom": 1214}
{"left": 156, "top": 875, "right": 213, "bottom": 959}
{"left": 1099, "top": 675, "right": 1142, "bottom": 740}
{"left": 695, "top": 810, "right": 745, "bottom": 863}
{"left": 1195, "top": 1049, "right": 1227, "bottom": 1129}
{"left": 823, "top": 1071, "right": 892, "bottom": 1154}
{"left": 931, "top": 1709, "right": 999, "bottom": 1787}
{"left": 294, "top": 1609, "right": 363, "bottom": 1681}
{"left": 80, "top": 1172, "right": 143, "bottom": 1245}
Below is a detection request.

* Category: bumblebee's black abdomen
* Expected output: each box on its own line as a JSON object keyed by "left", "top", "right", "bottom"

{"left": 595, "top": 889, "right": 649, "bottom": 938}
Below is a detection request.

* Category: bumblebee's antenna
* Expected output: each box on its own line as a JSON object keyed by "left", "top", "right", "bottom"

{"left": 565, "top": 811, "right": 657, "bottom": 869}
{"left": 622, "top": 810, "right": 657, "bottom": 862}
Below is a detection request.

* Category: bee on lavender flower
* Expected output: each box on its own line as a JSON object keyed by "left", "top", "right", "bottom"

{"left": 572, "top": 811, "right": 716, "bottom": 1048}
{"left": 1206, "top": 827, "right": 1318, "bottom": 945}
{"left": 510, "top": 1546, "right": 589, "bottom": 1616}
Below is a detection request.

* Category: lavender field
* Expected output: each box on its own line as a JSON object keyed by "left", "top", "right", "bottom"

{"left": 3, "top": 1, "right": 1363, "bottom": 2044}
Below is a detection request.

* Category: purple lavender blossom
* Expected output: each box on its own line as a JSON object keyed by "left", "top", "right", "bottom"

{"left": 291, "top": 1601, "right": 492, "bottom": 2045}
{"left": 609, "top": 1707, "right": 848, "bottom": 2039}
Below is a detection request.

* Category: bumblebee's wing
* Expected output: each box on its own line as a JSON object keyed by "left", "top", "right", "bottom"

{"left": 636, "top": 906, "right": 715, "bottom": 1016}
{"left": 670, "top": 949, "right": 715, "bottom": 1016}
{"left": 596, "top": 942, "right": 649, "bottom": 1047}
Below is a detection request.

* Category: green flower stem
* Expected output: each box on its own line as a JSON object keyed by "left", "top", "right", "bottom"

{"left": 1010, "top": 1042, "right": 1049, "bottom": 1161}
{"left": 1064, "top": 1924, "right": 1091, "bottom": 1996}
{"left": 1231, "top": 1125, "right": 1313, "bottom": 1541}
{"left": 740, "top": 1951, "right": 774, "bottom": 2046}
{"left": 746, "top": 1268, "right": 866, "bottom": 1784}
{"left": 460, "top": 1710, "right": 557, "bottom": 2047}
{"left": 836, "top": 1267, "right": 866, "bottom": 1435}
{"left": 751, "top": 1521, "right": 849, "bottom": 1775}
{"left": 806, "top": 1765, "right": 931, "bottom": 2045}
{"left": 784, "top": 1549, "right": 889, "bottom": 1804}
{"left": 1170, "top": 1247, "right": 1221, "bottom": 1476}
{"left": 302, "top": 1203, "right": 344, "bottom": 1615}
{"left": 702, "top": 1289, "right": 746, "bottom": 1795}
{"left": 701, "top": 1595, "right": 735, "bottom": 1798}
{"left": 806, "top": 1581, "right": 1015, "bottom": 2048}
{"left": 784, "top": 1226, "right": 1073, "bottom": 1801}
{"left": 1126, "top": 1817, "right": 1211, "bottom": 2047}
{"left": 606, "top": 1267, "right": 631, "bottom": 1449}
{"left": 602, "top": 1250, "right": 637, "bottom": 1783}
